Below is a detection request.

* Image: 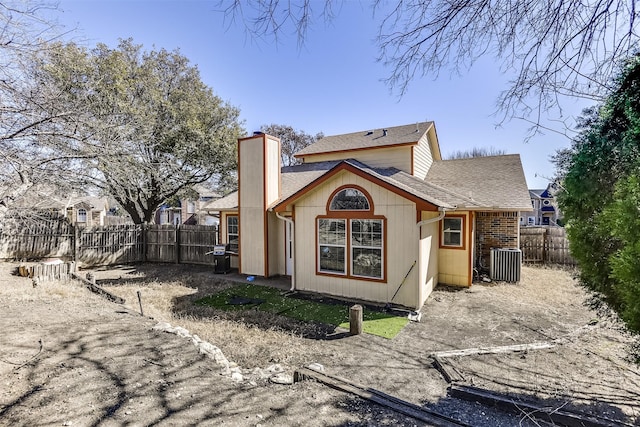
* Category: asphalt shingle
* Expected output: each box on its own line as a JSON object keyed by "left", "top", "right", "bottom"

{"left": 295, "top": 121, "right": 434, "bottom": 157}
{"left": 426, "top": 155, "right": 531, "bottom": 210}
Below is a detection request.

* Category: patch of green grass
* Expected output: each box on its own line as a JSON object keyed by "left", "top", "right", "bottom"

{"left": 195, "top": 284, "right": 408, "bottom": 339}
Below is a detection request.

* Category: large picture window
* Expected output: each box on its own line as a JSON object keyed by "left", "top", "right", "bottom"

{"left": 227, "top": 215, "right": 239, "bottom": 253}
{"left": 317, "top": 186, "right": 385, "bottom": 281}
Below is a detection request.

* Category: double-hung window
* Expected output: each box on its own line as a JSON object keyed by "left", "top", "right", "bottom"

{"left": 318, "top": 219, "right": 346, "bottom": 274}
{"left": 227, "top": 215, "right": 239, "bottom": 252}
{"left": 77, "top": 208, "right": 87, "bottom": 223}
{"left": 317, "top": 186, "right": 385, "bottom": 281}
{"left": 442, "top": 216, "right": 463, "bottom": 248}
{"left": 351, "top": 219, "right": 383, "bottom": 279}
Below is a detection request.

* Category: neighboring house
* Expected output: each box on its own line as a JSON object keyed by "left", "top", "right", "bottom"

{"left": 155, "top": 185, "right": 222, "bottom": 226}
{"left": 521, "top": 184, "right": 561, "bottom": 226}
{"left": 181, "top": 185, "right": 222, "bottom": 226}
{"left": 204, "top": 122, "right": 531, "bottom": 310}
{"left": 155, "top": 205, "right": 182, "bottom": 225}
{"left": 65, "top": 196, "right": 109, "bottom": 227}
{"left": 11, "top": 190, "right": 109, "bottom": 227}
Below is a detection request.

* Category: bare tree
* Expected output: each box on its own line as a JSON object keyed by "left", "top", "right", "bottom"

{"left": 260, "top": 123, "right": 323, "bottom": 166}
{"left": 219, "top": 1, "right": 639, "bottom": 130}
{"left": 36, "top": 39, "right": 244, "bottom": 224}
{"left": 0, "top": 1, "right": 82, "bottom": 219}
{"left": 446, "top": 146, "right": 507, "bottom": 160}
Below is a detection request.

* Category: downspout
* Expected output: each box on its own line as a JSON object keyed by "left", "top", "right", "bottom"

{"left": 416, "top": 206, "right": 450, "bottom": 228}
{"left": 274, "top": 211, "right": 295, "bottom": 291}
{"left": 415, "top": 206, "right": 452, "bottom": 309}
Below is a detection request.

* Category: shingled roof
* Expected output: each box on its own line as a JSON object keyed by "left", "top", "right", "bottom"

{"left": 204, "top": 124, "right": 530, "bottom": 213}
{"left": 202, "top": 191, "right": 237, "bottom": 211}
{"left": 426, "top": 155, "right": 531, "bottom": 210}
{"left": 295, "top": 121, "right": 434, "bottom": 157}
{"left": 202, "top": 161, "right": 341, "bottom": 212}
{"left": 204, "top": 154, "right": 531, "bottom": 213}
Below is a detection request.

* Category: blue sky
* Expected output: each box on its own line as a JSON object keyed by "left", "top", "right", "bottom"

{"left": 49, "top": 0, "right": 592, "bottom": 189}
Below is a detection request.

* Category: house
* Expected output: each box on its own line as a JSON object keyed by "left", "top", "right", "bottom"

{"left": 155, "top": 185, "right": 222, "bottom": 226}
{"left": 181, "top": 185, "right": 222, "bottom": 226}
{"left": 8, "top": 188, "right": 109, "bottom": 227}
{"left": 155, "top": 205, "right": 183, "bottom": 225}
{"left": 64, "top": 196, "right": 109, "bottom": 227}
{"left": 521, "top": 184, "right": 561, "bottom": 226}
{"left": 204, "top": 122, "right": 531, "bottom": 310}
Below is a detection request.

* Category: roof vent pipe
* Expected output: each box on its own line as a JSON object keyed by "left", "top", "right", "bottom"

{"left": 383, "top": 129, "right": 388, "bottom": 136}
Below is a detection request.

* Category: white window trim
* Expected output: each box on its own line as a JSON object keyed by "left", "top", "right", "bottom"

{"left": 227, "top": 215, "right": 239, "bottom": 252}
{"left": 77, "top": 208, "right": 87, "bottom": 223}
{"left": 442, "top": 217, "right": 463, "bottom": 247}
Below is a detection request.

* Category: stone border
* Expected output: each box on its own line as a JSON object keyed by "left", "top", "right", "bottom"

{"left": 152, "top": 322, "right": 294, "bottom": 385}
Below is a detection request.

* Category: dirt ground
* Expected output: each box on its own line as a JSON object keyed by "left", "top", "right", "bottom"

{"left": 1, "top": 262, "right": 639, "bottom": 427}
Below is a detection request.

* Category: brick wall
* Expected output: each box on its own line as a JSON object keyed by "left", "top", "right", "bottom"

{"left": 476, "top": 211, "right": 519, "bottom": 267}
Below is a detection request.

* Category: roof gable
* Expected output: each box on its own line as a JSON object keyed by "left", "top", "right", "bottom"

{"left": 540, "top": 187, "right": 553, "bottom": 198}
{"left": 206, "top": 155, "right": 530, "bottom": 213}
{"left": 295, "top": 121, "right": 434, "bottom": 158}
{"left": 273, "top": 160, "right": 446, "bottom": 212}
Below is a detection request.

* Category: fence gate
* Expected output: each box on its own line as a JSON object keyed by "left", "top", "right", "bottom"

{"left": 519, "top": 226, "right": 575, "bottom": 266}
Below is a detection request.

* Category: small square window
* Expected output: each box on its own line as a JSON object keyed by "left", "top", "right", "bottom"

{"left": 442, "top": 217, "right": 463, "bottom": 247}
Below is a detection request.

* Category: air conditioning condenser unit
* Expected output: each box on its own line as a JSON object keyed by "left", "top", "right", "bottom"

{"left": 490, "top": 248, "right": 522, "bottom": 282}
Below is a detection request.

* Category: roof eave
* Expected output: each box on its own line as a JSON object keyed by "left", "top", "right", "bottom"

{"left": 273, "top": 160, "right": 444, "bottom": 212}
{"left": 294, "top": 140, "right": 419, "bottom": 159}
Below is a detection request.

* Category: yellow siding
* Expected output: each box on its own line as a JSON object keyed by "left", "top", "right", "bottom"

{"left": 438, "top": 211, "right": 472, "bottom": 287}
{"left": 301, "top": 146, "right": 413, "bottom": 174}
{"left": 412, "top": 132, "right": 434, "bottom": 180}
{"left": 293, "top": 170, "right": 420, "bottom": 308}
{"left": 239, "top": 208, "right": 265, "bottom": 275}
{"left": 418, "top": 211, "right": 440, "bottom": 306}
{"left": 268, "top": 212, "right": 286, "bottom": 276}
{"left": 266, "top": 136, "right": 281, "bottom": 206}
{"left": 239, "top": 136, "right": 266, "bottom": 276}
{"left": 239, "top": 137, "right": 264, "bottom": 209}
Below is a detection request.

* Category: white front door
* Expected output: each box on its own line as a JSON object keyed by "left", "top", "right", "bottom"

{"left": 285, "top": 221, "right": 293, "bottom": 276}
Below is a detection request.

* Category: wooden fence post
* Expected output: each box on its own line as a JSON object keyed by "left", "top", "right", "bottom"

{"left": 73, "top": 225, "right": 79, "bottom": 262}
{"left": 350, "top": 305, "right": 363, "bottom": 335}
{"left": 142, "top": 223, "right": 148, "bottom": 263}
{"left": 543, "top": 227, "right": 549, "bottom": 264}
{"left": 175, "top": 224, "right": 181, "bottom": 264}
{"left": 137, "top": 290, "right": 144, "bottom": 316}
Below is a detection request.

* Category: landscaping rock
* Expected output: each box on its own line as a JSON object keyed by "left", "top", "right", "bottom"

{"left": 308, "top": 362, "right": 324, "bottom": 372}
{"left": 270, "top": 373, "right": 294, "bottom": 385}
{"left": 265, "top": 363, "right": 284, "bottom": 374}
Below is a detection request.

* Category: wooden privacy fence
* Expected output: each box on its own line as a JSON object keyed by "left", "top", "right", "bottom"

{"left": 1, "top": 221, "right": 219, "bottom": 267}
{"left": 0, "top": 217, "right": 74, "bottom": 260}
{"left": 76, "top": 225, "right": 144, "bottom": 266}
{"left": 145, "top": 224, "right": 220, "bottom": 265}
{"left": 519, "top": 226, "right": 576, "bottom": 266}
